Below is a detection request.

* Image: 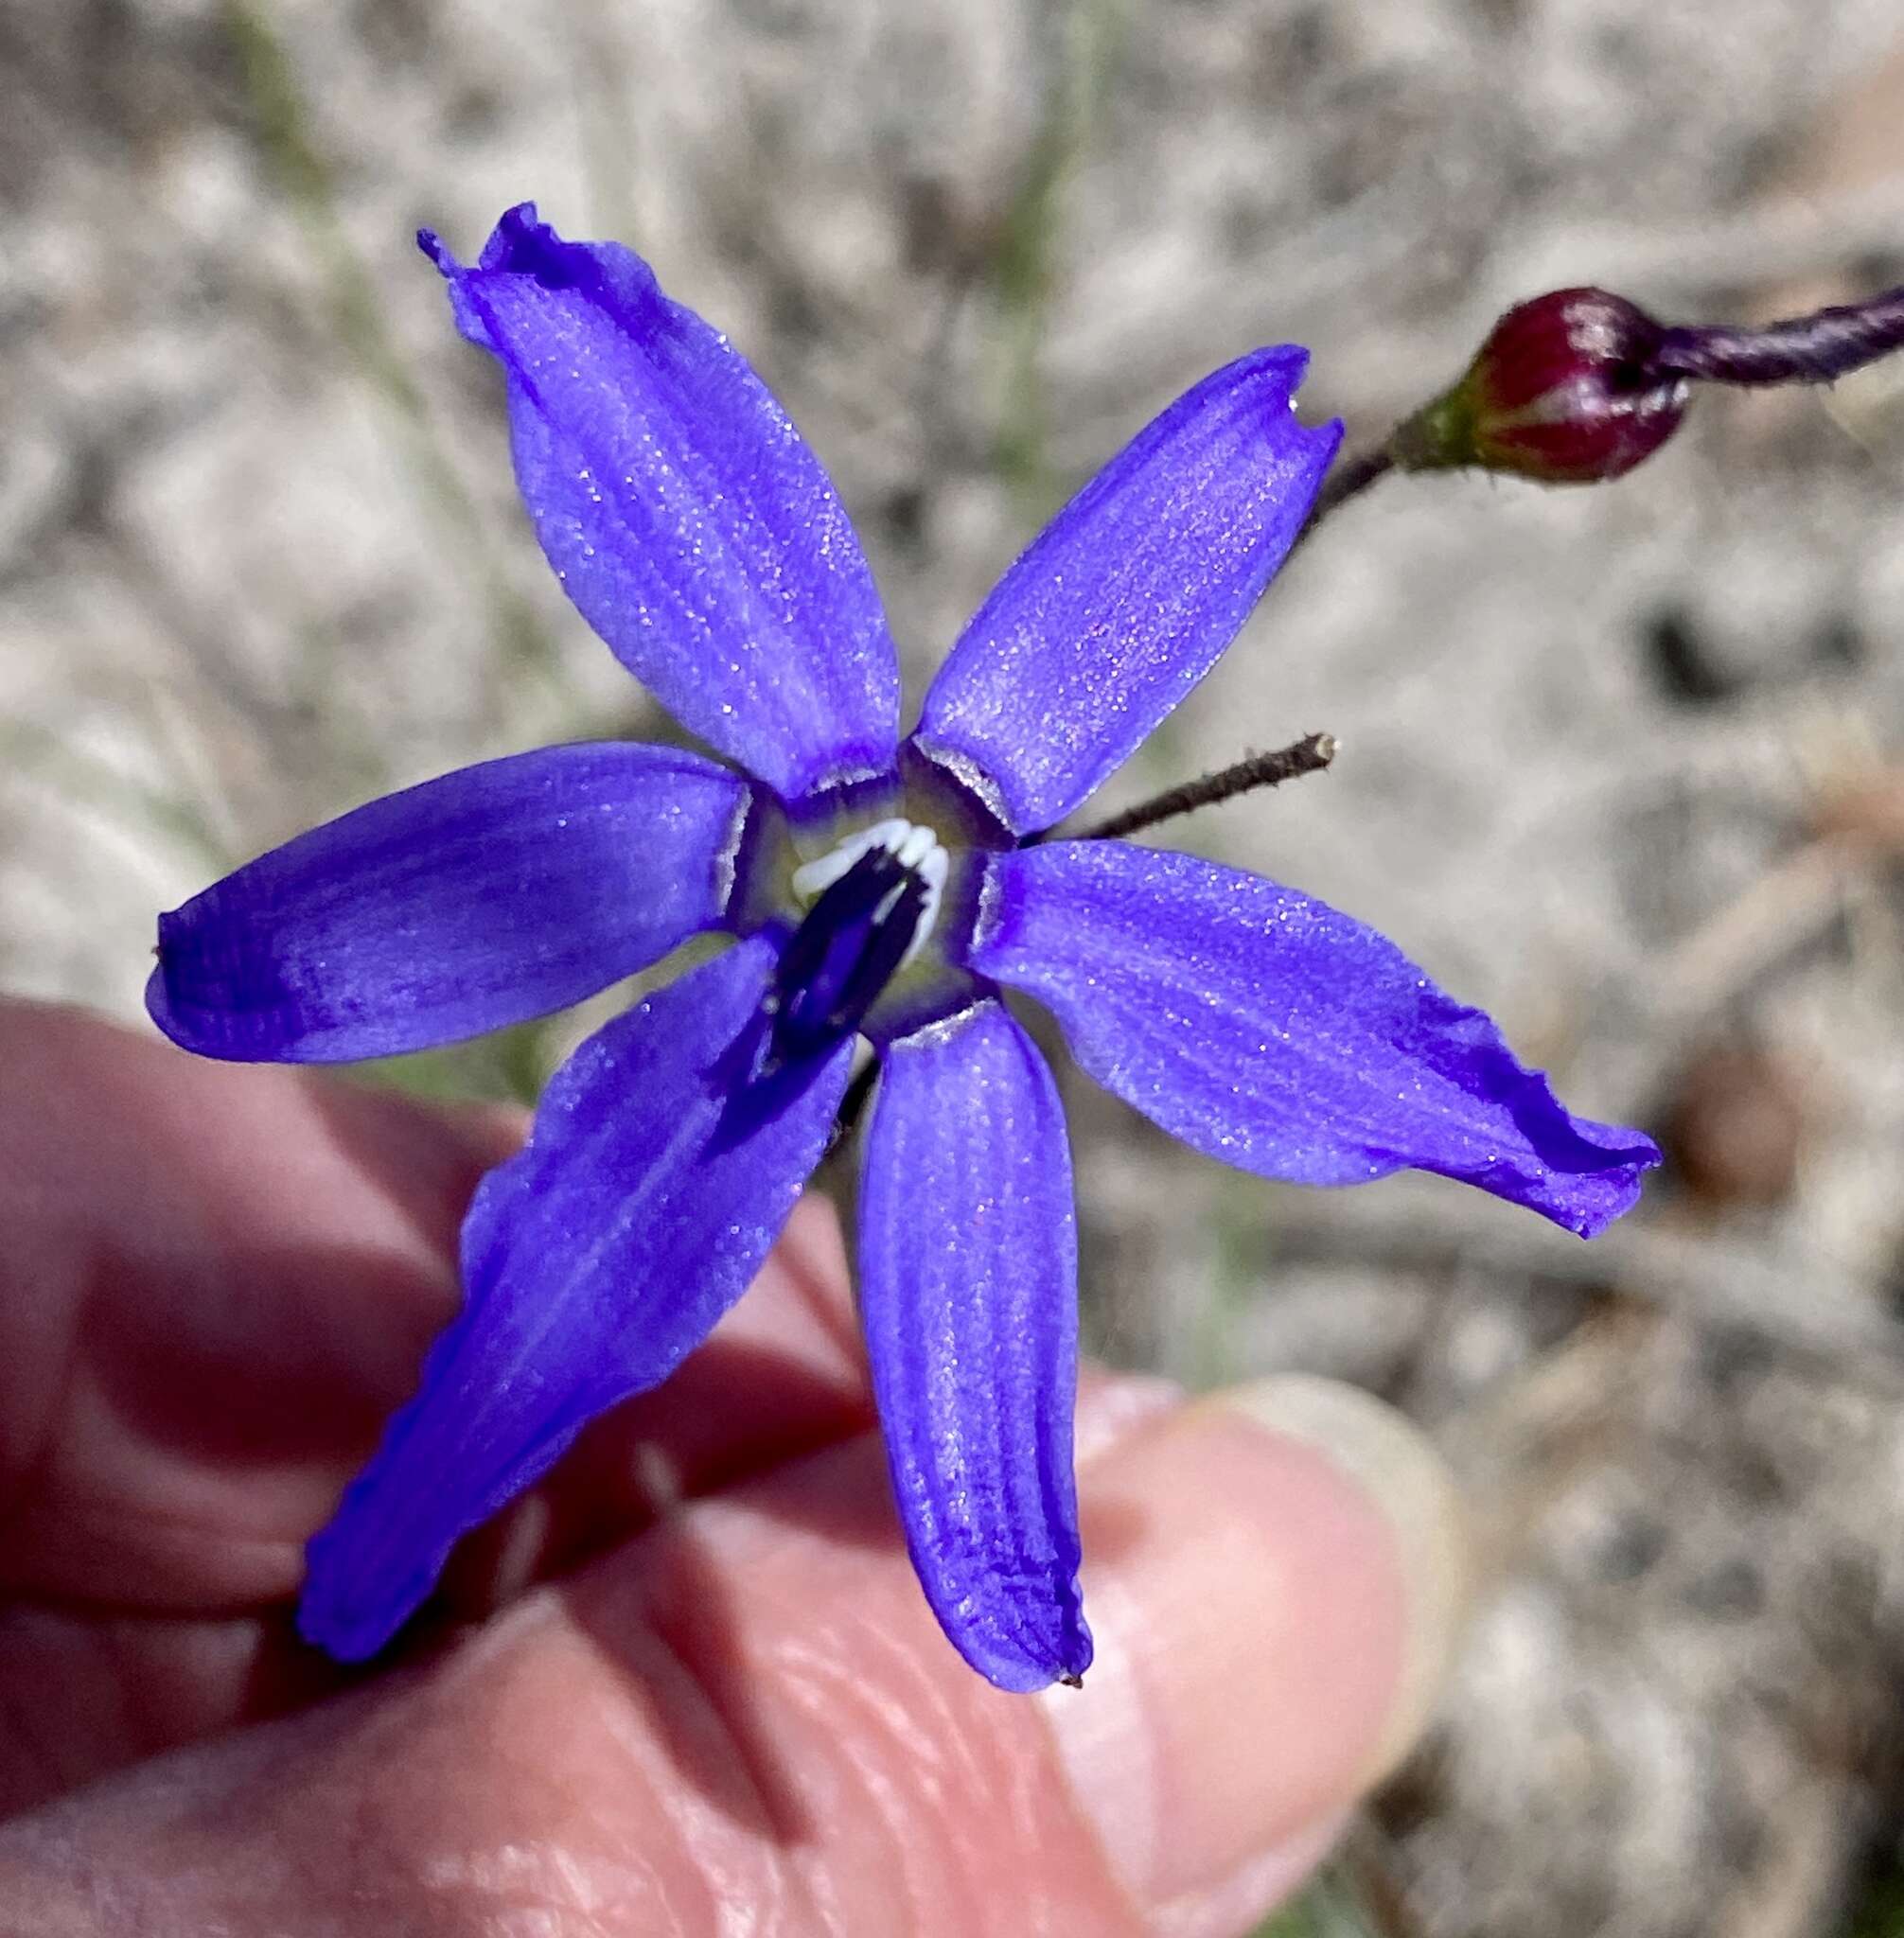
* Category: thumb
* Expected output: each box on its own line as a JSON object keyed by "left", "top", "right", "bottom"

{"left": 1046, "top": 1375, "right": 1469, "bottom": 1935}
{"left": 0, "top": 1375, "right": 1466, "bottom": 1938}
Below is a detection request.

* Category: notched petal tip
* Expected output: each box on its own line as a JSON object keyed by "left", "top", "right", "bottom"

{"left": 1227, "top": 341, "right": 1342, "bottom": 443}
{"left": 419, "top": 203, "right": 566, "bottom": 281}
{"left": 1302, "top": 410, "right": 1348, "bottom": 471}
{"left": 146, "top": 933, "right": 238, "bottom": 1064}
{"left": 142, "top": 948, "right": 197, "bottom": 1056}
{"left": 1231, "top": 341, "right": 1311, "bottom": 393}
{"left": 416, "top": 226, "right": 458, "bottom": 275}
{"left": 1521, "top": 1122, "right": 1662, "bottom": 1240}
{"left": 430, "top": 203, "right": 901, "bottom": 802}
{"left": 1427, "top": 995, "right": 1662, "bottom": 1236}
{"left": 480, "top": 201, "right": 560, "bottom": 274}
{"left": 970, "top": 1604, "right": 1094, "bottom": 1694}
{"left": 294, "top": 938, "right": 854, "bottom": 1666}
{"left": 473, "top": 201, "right": 643, "bottom": 296}
{"left": 915, "top": 344, "right": 1344, "bottom": 835}
{"left": 973, "top": 843, "right": 1661, "bottom": 1242}
{"left": 142, "top": 745, "right": 749, "bottom": 1066}
{"left": 297, "top": 1521, "right": 441, "bottom": 1664}
{"left": 1262, "top": 345, "right": 1347, "bottom": 475}
{"left": 144, "top": 907, "right": 296, "bottom": 1066}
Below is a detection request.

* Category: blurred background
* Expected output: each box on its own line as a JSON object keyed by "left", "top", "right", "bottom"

{"left": 5, "top": 1, "right": 1904, "bottom": 1931}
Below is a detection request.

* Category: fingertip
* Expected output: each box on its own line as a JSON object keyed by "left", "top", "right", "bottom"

{"left": 1043, "top": 1375, "right": 1469, "bottom": 1927}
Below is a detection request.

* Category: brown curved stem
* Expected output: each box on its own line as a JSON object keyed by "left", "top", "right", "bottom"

{"left": 1064, "top": 731, "right": 1338, "bottom": 845}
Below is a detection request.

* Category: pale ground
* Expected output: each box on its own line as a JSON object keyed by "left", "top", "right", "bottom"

{"left": 5, "top": 3, "right": 1904, "bottom": 1933}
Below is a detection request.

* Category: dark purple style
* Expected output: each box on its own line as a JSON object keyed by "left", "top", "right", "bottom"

{"left": 148, "top": 206, "right": 1661, "bottom": 1693}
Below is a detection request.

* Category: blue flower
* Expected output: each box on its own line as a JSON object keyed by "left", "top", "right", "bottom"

{"left": 147, "top": 204, "right": 1660, "bottom": 1694}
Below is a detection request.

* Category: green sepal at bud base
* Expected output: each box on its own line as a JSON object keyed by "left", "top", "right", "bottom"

{"left": 1392, "top": 287, "right": 1689, "bottom": 485}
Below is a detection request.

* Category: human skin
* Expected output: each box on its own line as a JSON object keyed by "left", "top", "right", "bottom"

{"left": 0, "top": 999, "right": 1466, "bottom": 1936}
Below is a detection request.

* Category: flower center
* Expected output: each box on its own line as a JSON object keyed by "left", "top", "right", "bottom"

{"left": 767, "top": 819, "right": 950, "bottom": 1062}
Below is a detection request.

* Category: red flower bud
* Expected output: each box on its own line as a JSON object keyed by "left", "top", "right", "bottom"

{"left": 1395, "top": 287, "right": 1689, "bottom": 485}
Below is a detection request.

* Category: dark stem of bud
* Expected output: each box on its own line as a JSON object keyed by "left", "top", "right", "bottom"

{"left": 1062, "top": 731, "right": 1338, "bottom": 844}
{"left": 1650, "top": 285, "right": 1904, "bottom": 387}
{"left": 1295, "top": 443, "right": 1395, "bottom": 545}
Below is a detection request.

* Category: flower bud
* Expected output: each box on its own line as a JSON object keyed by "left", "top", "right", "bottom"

{"left": 1394, "top": 287, "right": 1689, "bottom": 484}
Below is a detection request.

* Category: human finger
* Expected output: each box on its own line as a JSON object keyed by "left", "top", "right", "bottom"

{"left": 0, "top": 1374, "right": 1467, "bottom": 1937}
{"left": 0, "top": 1000, "right": 870, "bottom": 1612}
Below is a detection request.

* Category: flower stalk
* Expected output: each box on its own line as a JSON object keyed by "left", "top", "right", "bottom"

{"left": 1300, "top": 444, "right": 1396, "bottom": 532}
{"left": 1651, "top": 286, "right": 1904, "bottom": 386}
{"left": 1066, "top": 731, "right": 1339, "bottom": 844}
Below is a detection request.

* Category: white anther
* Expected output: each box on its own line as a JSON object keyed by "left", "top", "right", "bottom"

{"left": 790, "top": 819, "right": 911, "bottom": 905}
{"left": 894, "top": 822, "right": 937, "bottom": 872}
{"left": 789, "top": 818, "right": 949, "bottom": 968}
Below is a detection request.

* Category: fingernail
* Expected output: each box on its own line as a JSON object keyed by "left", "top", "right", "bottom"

{"left": 1150, "top": 1812, "right": 1352, "bottom": 1938}
{"left": 1041, "top": 1374, "right": 1468, "bottom": 1925}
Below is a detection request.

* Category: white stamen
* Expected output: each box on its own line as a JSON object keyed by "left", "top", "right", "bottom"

{"left": 894, "top": 822, "right": 937, "bottom": 871}
{"left": 789, "top": 817, "right": 949, "bottom": 967}
{"left": 789, "top": 819, "right": 909, "bottom": 904}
